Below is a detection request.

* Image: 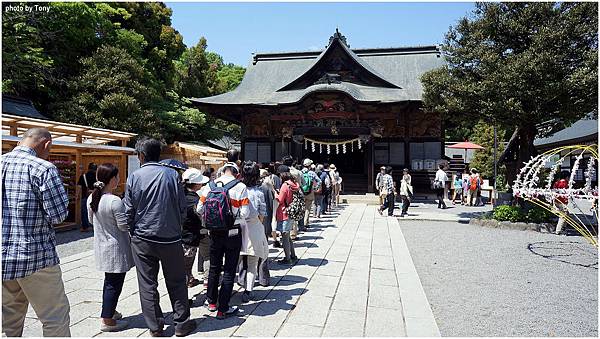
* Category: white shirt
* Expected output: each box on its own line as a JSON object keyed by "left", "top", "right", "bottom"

{"left": 435, "top": 169, "right": 449, "bottom": 184}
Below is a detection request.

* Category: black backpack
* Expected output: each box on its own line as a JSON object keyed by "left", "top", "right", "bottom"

{"left": 203, "top": 180, "right": 240, "bottom": 231}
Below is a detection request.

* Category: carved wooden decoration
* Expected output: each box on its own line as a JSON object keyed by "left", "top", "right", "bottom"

{"left": 409, "top": 112, "right": 441, "bottom": 137}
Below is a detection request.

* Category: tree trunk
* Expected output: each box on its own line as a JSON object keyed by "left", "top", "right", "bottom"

{"left": 517, "top": 125, "right": 538, "bottom": 170}
{"left": 504, "top": 126, "right": 538, "bottom": 186}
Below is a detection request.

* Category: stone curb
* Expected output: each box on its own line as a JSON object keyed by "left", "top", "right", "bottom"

{"left": 398, "top": 217, "right": 472, "bottom": 223}
{"left": 469, "top": 218, "right": 552, "bottom": 232}
{"left": 387, "top": 217, "right": 441, "bottom": 337}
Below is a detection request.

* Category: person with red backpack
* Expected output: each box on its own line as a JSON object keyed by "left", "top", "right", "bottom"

{"left": 275, "top": 166, "right": 300, "bottom": 265}
{"left": 196, "top": 162, "right": 249, "bottom": 319}
{"left": 467, "top": 168, "right": 482, "bottom": 206}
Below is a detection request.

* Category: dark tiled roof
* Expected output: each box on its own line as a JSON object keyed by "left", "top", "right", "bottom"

{"left": 192, "top": 32, "right": 444, "bottom": 106}
{"left": 534, "top": 117, "right": 598, "bottom": 147}
{"left": 2, "top": 95, "right": 48, "bottom": 119}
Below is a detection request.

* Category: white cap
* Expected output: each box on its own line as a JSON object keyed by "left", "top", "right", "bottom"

{"left": 303, "top": 158, "right": 313, "bottom": 166}
{"left": 182, "top": 168, "right": 209, "bottom": 184}
{"left": 222, "top": 162, "right": 239, "bottom": 172}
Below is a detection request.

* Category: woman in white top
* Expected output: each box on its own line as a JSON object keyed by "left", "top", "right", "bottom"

{"left": 239, "top": 161, "right": 269, "bottom": 302}
{"left": 434, "top": 164, "right": 449, "bottom": 209}
{"left": 87, "top": 163, "right": 134, "bottom": 332}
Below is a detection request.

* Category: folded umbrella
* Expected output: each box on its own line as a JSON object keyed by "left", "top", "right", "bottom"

{"left": 159, "top": 158, "right": 188, "bottom": 171}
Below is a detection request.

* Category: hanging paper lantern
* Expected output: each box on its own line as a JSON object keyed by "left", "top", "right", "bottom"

{"left": 304, "top": 139, "right": 308, "bottom": 150}
{"left": 320, "top": 144, "right": 323, "bottom": 153}
{"left": 358, "top": 139, "right": 362, "bottom": 150}
{"left": 336, "top": 144, "right": 340, "bottom": 154}
{"left": 327, "top": 144, "right": 331, "bottom": 154}
{"left": 342, "top": 143, "right": 347, "bottom": 154}
{"left": 311, "top": 141, "right": 316, "bottom": 152}
{"left": 351, "top": 141, "right": 354, "bottom": 152}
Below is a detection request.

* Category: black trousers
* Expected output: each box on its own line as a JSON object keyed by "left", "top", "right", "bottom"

{"left": 380, "top": 193, "right": 395, "bottom": 216}
{"left": 207, "top": 231, "right": 242, "bottom": 313}
{"left": 436, "top": 188, "right": 447, "bottom": 208}
{"left": 321, "top": 188, "right": 331, "bottom": 214}
{"left": 400, "top": 195, "right": 411, "bottom": 215}
{"left": 101, "top": 272, "right": 126, "bottom": 318}
{"left": 131, "top": 237, "right": 190, "bottom": 332}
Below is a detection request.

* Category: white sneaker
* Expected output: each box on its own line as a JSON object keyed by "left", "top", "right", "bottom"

{"left": 100, "top": 319, "right": 129, "bottom": 332}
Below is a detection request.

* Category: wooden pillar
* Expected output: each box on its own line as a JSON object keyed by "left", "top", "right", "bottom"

{"left": 119, "top": 154, "right": 127, "bottom": 194}
{"left": 9, "top": 123, "right": 18, "bottom": 136}
{"left": 74, "top": 148, "right": 82, "bottom": 227}
{"left": 367, "top": 140, "right": 374, "bottom": 193}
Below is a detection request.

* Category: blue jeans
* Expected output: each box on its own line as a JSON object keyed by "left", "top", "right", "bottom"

{"left": 314, "top": 195, "right": 324, "bottom": 216}
{"left": 101, "top": 272, "right": 126, "bottom": 318}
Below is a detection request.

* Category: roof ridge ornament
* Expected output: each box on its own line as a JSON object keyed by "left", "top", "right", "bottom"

{"left": 328, "top": 28, "right": 349, "bottom": 48}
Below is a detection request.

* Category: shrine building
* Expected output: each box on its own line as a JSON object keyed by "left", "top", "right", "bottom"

{"left": 192, "top": 30, "right": 445, "bottom": 193}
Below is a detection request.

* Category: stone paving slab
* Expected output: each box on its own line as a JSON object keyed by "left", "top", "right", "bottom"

{"left": 17, "top": 203, "right": 441, "bottom": 337}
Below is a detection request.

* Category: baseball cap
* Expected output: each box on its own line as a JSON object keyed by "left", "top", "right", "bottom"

{"left": 277, "top": 165, "right": 290, "bottom": 174}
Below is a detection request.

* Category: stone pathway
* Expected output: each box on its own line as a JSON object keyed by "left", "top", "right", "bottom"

{"left": 22, "top": 204, "right": 439, "bottom": 337}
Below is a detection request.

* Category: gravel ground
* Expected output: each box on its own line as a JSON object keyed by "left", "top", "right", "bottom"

{"left": 55, "top": 229, "right": 94, "bottom": 259}
{"left": 399, "top": 220, "right": 598, "bottom": 337}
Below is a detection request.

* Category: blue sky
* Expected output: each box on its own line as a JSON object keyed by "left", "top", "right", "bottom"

{"left": 166, "top": 2, "right": 475, "bottom": 66}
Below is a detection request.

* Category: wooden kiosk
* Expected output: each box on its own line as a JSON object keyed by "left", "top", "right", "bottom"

{"left": 161, "top": 141, "right": 228, "bottom": 171}
{"left": 2, "top": 114, "right": 137, "bottom": 231}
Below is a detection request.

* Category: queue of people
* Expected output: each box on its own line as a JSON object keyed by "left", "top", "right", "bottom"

{"left": 1, "top": 129, "right": 348, "bottom": 337}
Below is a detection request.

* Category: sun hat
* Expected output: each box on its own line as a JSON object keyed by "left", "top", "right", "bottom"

{"left": 380, "top": 166, "right": 386, "bottom": 170}
{"left": 259, "top": 169, "right": 269, "bottom": 178}
{"left": 329, "top": 164, "right": 337, "bottom": 170}
{"left": 303, "top": 158, "right": 313, "bottom": 167}
{"left": 182, "top": 168, "right": 209, "bottom": 184}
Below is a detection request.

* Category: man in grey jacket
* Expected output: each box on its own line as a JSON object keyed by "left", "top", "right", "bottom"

{"left": 123, "top": 138, "right": 196, "bottom": 337}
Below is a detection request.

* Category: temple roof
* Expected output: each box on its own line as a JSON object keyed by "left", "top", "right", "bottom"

{"left": 534, "top": 116, "right": 598, "bottom": 148}
{"left": 191, "top": 30, "right": 444, "bottom": 107}
{"left": 2, "top": 94, "right": 49, "bottom": 120}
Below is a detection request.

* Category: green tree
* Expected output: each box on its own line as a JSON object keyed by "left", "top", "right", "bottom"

{"left": 53, "top": 45, "right": 160, "bottom": 137}
{"left": 152, "top": 91, "right": 209, "bottom": 143}
{"left": 174, "top": 37, "right": 210, "bottom": 98}
{"left": 421, "top": 2, "right": 598, "bottom": 183}
{"left": 107, "top": 2, "right": 185, "bottom": 90}
{"left": 469, "top": 121, "right": 505, "bottom": 180}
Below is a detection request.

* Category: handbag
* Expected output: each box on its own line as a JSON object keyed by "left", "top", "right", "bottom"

{"left": 433, "top": 180, "right": 444, "bottom": 189}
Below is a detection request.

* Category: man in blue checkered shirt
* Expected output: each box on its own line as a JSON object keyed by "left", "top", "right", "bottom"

{"left": 2, "top": 128, "right": 71, "bottom": 337}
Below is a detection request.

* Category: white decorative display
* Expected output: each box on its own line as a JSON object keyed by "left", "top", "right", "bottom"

{"left": 512, "top": 145, "right": 598, "bottom": 247}
{"left": 301, "top": 136, "right": 365, "bottom": 154}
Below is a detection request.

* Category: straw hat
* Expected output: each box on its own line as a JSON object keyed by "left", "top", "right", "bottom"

{"left": 329, "top": 164, "right": 337, "bottom": 170}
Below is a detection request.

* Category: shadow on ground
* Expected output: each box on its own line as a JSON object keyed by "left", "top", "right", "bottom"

{"left": 528, "top": 240, "right": 598, "bottom": 269}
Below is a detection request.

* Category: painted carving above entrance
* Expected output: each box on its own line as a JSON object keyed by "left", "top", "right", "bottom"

{"left": 409, "top": 112, "right": 442, "bottom": 137}
{"left": 242, "top": 113, "right": 269, "bottom": 137}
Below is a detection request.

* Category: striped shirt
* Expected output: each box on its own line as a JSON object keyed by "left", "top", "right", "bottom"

{"left": 197, "top": 174, "right": 250, "bottom": 225}
{"left": 2, "top": 146, "right": 69, "bottom": 280}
